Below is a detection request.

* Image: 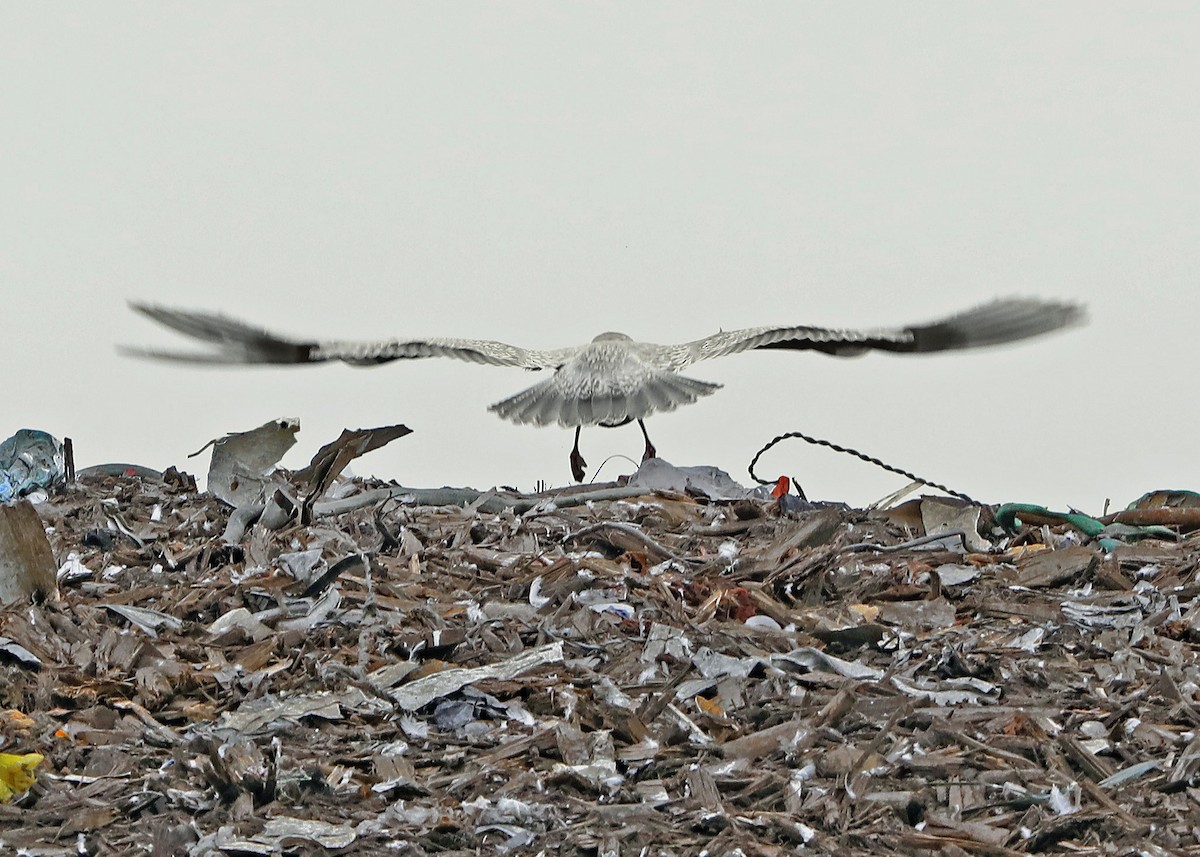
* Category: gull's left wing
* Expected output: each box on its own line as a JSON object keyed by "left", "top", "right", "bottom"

{"left": 124, "top": 304, "right": 570, "bottom": 369}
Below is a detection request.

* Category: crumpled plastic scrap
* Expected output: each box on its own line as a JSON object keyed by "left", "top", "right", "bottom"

{"left": 0, "top": 429, "right": 64, "bottom": 502}
{"left": 0, "top": 751, "right": 44, "bottom": 801}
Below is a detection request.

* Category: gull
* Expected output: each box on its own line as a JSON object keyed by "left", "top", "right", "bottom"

{"left": 126, "top": 297, "right": 1084, "bottom": 482}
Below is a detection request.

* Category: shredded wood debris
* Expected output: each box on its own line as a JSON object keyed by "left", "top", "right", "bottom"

{"left": 2, "top": 468, "right": 1200, "bottom": 855}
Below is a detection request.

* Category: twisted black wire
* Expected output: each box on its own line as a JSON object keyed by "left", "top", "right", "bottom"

{"left": 747, "top": 430, "right": 980, "bottom": 505}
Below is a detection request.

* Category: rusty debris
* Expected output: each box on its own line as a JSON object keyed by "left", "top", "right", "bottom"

{"left": 2, "top": 452, "right": 1200, "bottom": 855}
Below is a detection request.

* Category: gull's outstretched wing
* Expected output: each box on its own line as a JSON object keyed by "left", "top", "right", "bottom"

{"left": 671, "top": 297, "right": 1085, "bottom": 368}
{"left": 124, "top": 304, "right": 568, "bottom": 369}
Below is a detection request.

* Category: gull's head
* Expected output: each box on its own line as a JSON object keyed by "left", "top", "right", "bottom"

{"left": 591, "top": 332, "right": 632, "bottom": 343}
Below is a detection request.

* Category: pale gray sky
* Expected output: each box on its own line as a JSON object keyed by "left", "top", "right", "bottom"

{"left": 3, "top": 4, "right": 1196, "bottom": 510}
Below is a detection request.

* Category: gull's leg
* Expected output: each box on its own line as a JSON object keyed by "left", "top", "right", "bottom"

{"left": 637, "top": 419, "right": 657, "bottom": 462}
{"left": 569, "top": 426, "right": 587, "bottom": 482}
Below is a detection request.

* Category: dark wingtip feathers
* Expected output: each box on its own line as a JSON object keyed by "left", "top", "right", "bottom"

{"left": 907, "top": 297, "right": 1086, "bottom": 352}
{"left": 124, "top": 303, "right": 314, "bottom": 364}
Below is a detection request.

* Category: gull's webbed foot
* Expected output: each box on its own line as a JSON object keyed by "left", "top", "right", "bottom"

{"left": 638, "top": 419, "right": 657, "bottom": 462}
{"left": 570, "top": 426, "right": 587, "bottom": 482}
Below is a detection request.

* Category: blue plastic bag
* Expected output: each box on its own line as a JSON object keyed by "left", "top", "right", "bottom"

{"left": 0, "top": 430, "right": 64, "bottom": 501}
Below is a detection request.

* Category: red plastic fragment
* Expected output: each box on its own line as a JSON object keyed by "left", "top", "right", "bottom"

{"left": 771, "top": 476, "right": 790, "bottom": 499}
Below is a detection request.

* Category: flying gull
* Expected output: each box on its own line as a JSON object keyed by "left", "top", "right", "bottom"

{"left": 126, "top": 297, "right": 1084, "bottom": 481}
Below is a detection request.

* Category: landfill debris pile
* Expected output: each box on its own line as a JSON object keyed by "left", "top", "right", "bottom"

{"left": 2, "top": 453, "right": 1200, "bottom": 854}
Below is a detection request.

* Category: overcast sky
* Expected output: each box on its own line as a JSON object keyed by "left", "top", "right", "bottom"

{"left": 3, "top": 4, "right": 1196, "bottom": 511}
